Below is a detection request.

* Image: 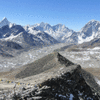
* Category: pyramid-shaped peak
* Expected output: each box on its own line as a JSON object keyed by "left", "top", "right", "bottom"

{"left": 1, "top": 17, "right": 9, "bottom": 23}
{"left": 3, "top": 17, "right": 7, "bottom": 20}
{"left": 0, "top": 17, "right": 10, "bottom": 28}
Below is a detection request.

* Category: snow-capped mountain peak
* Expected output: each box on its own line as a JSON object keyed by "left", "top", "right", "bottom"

{"left": 39, "top": 22, "right": 47, "bottom": 27}
{"left": 0, "top": 17, "right": 10, "bottom": 28}
{"left": 2, "top": 17, "right": 8, "bottom": 21}
{"left": 30, "top": 22, "right": 74, "bottom": 42}
{"left": 78, "top": 20, "right": 100, "bottom": 44}
{"left": 87, "top": 20, "right": 100, "bottom": 26}
{"left": 90, "top": 19, "right": 98, "bottom": 23}
{"left": 1, "top": 17, "right": 100, "bottom": 45}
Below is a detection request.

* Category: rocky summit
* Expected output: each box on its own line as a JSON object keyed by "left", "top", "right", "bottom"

{"left": 0, "top": 52, "right": 100, "bottom": 100}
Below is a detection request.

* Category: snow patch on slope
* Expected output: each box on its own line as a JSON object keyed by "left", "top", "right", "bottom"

{"left": 2, "top": 32, "right": 23, "bottom": 41}
{"left": 95, "top": 77, "right": 100, "bottom": 86}
{"left": 78, "top": 32, "right": 97, "bottom": 44}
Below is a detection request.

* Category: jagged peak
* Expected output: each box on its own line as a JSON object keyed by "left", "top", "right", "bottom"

{"left": 88, "top": 19, "right": 100, "bottom": 23}
{"left": 0, "top": 17, "right": 10, "bottom": 24}
{"left": 3, "top": 17, "right": 7, "bottom": 20}
{"left": 1, "top": 17, "right": 9, "bottom": 22}
{"left": 40, "top": 22, "right": 45, "bottom": 24}
{"left": 53, "top": 24, "right": 68, "bottom": 30}
{"left": 39, "top": 22, "right": 50, "bottom": 26}
{"left": 80, "top": 19, "right": 100, "bottom": 31}
{"left": 0, "top": 17, "right": 10, "bottom": 28}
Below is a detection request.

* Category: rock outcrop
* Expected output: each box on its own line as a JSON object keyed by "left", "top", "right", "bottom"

{"left": 0, "top": 52, "right": 100, "bottom": 100}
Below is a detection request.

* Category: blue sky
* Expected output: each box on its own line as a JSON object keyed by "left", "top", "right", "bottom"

{"left": 0, "top": 0, "right": 100, "bottom": 31}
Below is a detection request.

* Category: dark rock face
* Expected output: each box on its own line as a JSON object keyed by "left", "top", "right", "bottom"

{"left": 13, "top": 66, "right": 99, "bottom": 100}
{"left": 0, "top": 25, "right": 25, "bottom": 38}
{"left": 80, "top": 20, "right": 100, "bottom": 39}
{"left": 3, "top": 41, "right": 23, "bottom": 49}
{"left": 11, "top": 25, "right": 25, "bottom": 36}
{"left": 32, "top": 68, "right": 99, "bottom": 100}
{"left": 57, "top": 53, "right": 74, "bottom": 66}
{"left": 35, "top": 32, "right": 59, "bottom": 45}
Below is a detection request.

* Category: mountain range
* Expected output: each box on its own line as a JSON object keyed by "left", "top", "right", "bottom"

{"left": 0, "top": 18, "right": 59, "bottom": 49}
{"left": 0, "top": 17, "right": 100, "bottom": 47}
{"left": 24, "top": 19, "right": 100, "bottom": 44}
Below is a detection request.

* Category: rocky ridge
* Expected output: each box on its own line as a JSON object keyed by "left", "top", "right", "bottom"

{"left": 0, "top": 52, "right": 100, "bottom": 100}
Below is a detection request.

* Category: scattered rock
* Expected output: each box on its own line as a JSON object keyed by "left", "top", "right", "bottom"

{"left": 0, "top": 52, "right": 100, "bottom": 100}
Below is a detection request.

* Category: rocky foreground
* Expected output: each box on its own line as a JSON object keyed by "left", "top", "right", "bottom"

{"left": 0, "top": 52, "right": 100, "bottom": 100}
